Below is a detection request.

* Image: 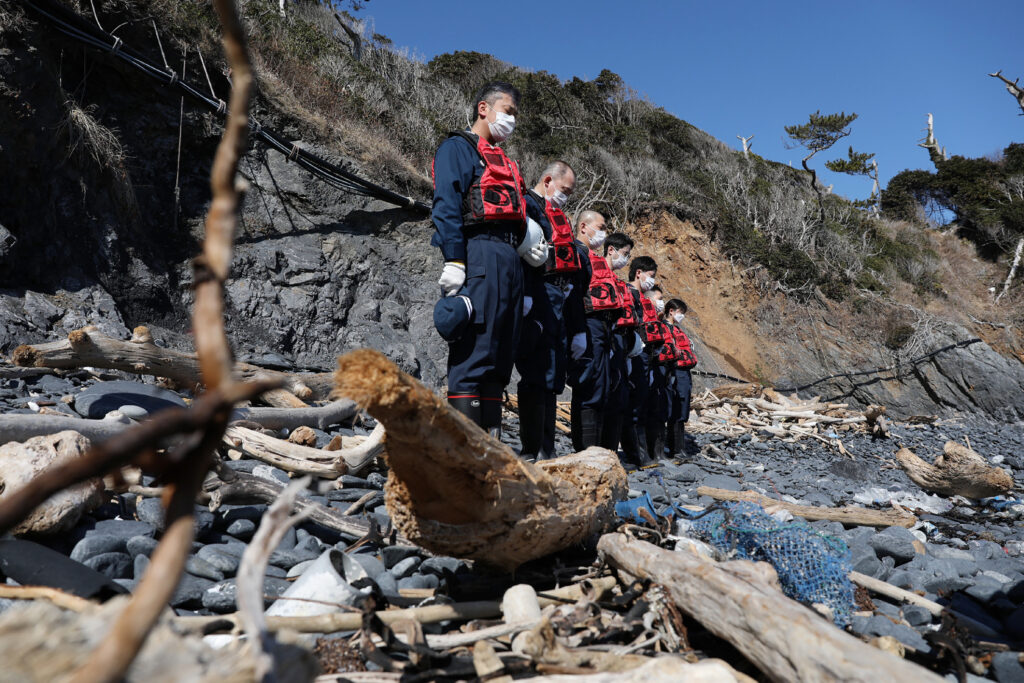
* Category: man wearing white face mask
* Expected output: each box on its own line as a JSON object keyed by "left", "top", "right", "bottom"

{"left": 514, "top": 160, "right": 588, "bottom": 460}
{"left": 664, "top": 298, "right": 698, "bottom": 457}
{"left": 567, "top": 211, "right": 622, "bottom": 451}
{"left": 601, "top": 232, "right": 643, "bottom": 462}
{"left": 430, "top": 81, "right": 527, "bottom": 435}
{"left": 626, "top": 255, "right": 660, "bottom": 462}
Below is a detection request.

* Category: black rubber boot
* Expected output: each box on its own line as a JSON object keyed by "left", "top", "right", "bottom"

{"left": 620, "top": 420, "right": 640, "bottom": 464}
{"left": 539, "top": 393, "right": 557, "bottom": 460}
{"left": 580, "top": 408, "right": 602, "bottom": 449}
{"left": 517, "top": 388, "right": 545, "bottom": 459}
{"left": 600, "top": 411, "right": 623, "bottom": 453}
{"left": 635, "top": 425, "right": 651, "bottom": 466}
{"left": 672, "top": 422, "right": 686, "bottom": 459}
{"left": 449, "top": 395, "right": 483, "bottom": 427}
{"left": 646, "top": 424, "right": 666, "bottom": 461}
{"left": 666, "top": 420, "right": 680, "bottom": 457}
{"left": 481, "top": 383, "right": 504, "bottom": 440}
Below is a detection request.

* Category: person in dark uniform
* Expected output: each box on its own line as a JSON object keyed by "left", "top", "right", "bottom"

{"left": 626, "top": 256, "right": 659, "bottom": 462}
{"left": 665, "top": 298, "right": 697, "bottom": 457}
{"left": 601, "top": 232, "right": 638, "bottom": 455}
{"left": 515, "top": 160, "right": 587, "bottom": 460}
{"left": 643, "top": 284, "right": 670, "bottom": 459}
{"left": 567, "top": 210, "right": 619, "bottom": 451}
{"left": 430, "top": 82, "right": 544, "bottom": 436}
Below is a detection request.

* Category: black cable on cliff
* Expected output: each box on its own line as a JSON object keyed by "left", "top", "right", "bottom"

{"left": 691, "top": 337, "right": 984, "bottom": 395}
{"left": 20, "top": 0, "right": 431, "bottom": 213}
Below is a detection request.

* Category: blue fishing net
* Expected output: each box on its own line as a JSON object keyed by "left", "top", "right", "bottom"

{"left": 687, "top": 501, "right": 856, "bottom": 627}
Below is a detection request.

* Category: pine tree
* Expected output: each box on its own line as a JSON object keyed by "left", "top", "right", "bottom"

{"left": 785, "top": 111, "right": 858, "bottom": 217}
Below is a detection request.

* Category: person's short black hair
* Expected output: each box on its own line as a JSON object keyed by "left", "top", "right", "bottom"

{"left": 603, "top": 232, "right": 634, "bottom": 256}
{"left": 666, "top": 298, "right": 687, "bottom": 314}
{"left": 628, "top": 256, "right": 657, "bottom": 281}
{"left": 649, "top": 284, "right": 663, "bottom": 294}
{"left": 471, "top": 81, "right": 521, "bottom": 119}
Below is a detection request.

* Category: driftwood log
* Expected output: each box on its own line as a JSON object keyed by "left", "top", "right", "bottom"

{"left": 12, "top": 326, "right": 334, "bottom": 403}
{"left": 895, "top": 441, "right": 1013, "bottom": 499}
{"left": 223, "top": 422, "right": 384, "bottom": 477}
{"left": 0, "top": 414, "right": 134, "bottom": 446}
{"left": 202, "top": 468, "right": 375, "bottom": 540}
{"left": 332, "top": 349, "right": 627, "bottom": 570}
{"left": 598, "top": 533, "right": 944, "bottom": 683}
{"left": 230, "top": 400, "right": 357, "bottom": 431}
{"left": 696, "top": 486, "right": 917, "bottom": 528}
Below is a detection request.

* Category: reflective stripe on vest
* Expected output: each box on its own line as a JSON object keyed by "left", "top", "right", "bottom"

{"left": 614, "top": 278, "right": 638, "bottom": 328}
{"left": 586, "top": 250, "right": 624, "bottom": 313}
{"left": 545, "top": 202, "right": 581, "bottom": 274}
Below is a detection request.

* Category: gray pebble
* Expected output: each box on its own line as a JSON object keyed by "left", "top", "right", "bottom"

{"left": 185, "top": 556, "right": 225, "bottom": 582}
{"left": 226, "top": 518, "right": 256, "bottom": 541}
{"left": 71, "top": 534, "right": 126, "bottom": 563}
{"left": 390, "top": 556, "right": 420, "bottom": 579}
{"left": 83, "top": 552, "right": 133, "bottom": 580}
{"left": 198, "top": 545, "right": 241, "bottom": 575}
{"left": 382, "top": 545, "right": 420, "bottom": 569}
{"left": 126, "top": 535, "right": 159, "bottom": 559}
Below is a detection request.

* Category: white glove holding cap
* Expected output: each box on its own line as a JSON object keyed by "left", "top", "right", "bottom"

{"left": 518, "top": 218, "right": 549, "bottom": 267}
{"left": 570, "top": 332, "right": 587, "bottom": 360}
{"left": 438, "top": 262, "right": 466, "bottom": 297}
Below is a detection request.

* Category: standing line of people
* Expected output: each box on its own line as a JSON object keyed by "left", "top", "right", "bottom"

{"left": 430, "top": 81, "right": 699, "bottom": 466}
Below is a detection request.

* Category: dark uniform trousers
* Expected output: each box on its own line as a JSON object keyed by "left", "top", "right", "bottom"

{"left": 568, "top": 314, "right": 613, "bottom": 451}
{"left": 601, "top": 329, "right": 631, "bottom": 451}
{"left": 515, "top": 278, "right": 569, "bottom": 457}
{"left": 447, "top": 234, "right": 524, "bottom": 428}
{"left": 667, "top": 367, "right": 692, "bottom": 455}
{"left": 645, "top": 360, "right": 670, "bottom": 458}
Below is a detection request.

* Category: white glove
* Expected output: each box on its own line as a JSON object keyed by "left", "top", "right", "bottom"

{"left": 627, "top": 332, "right": 643, "bottom": 358}
{"left": 523, "top": 296, "right": 533, "bottom": 317}
{"left": 570, "top": 332, "right": 587, "bottom": 360}
{"left": 523, "top": 241, "right": 549, "bottom": 267}
{"left": 438, "top": 262, "right": 466, "bottom": 297}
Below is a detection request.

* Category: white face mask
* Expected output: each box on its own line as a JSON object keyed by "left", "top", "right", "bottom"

{"left": 548, "top": 189, "right": 568, "bottom": 209}
{"left": 588, "top": 229, "right": 607, "bottom": 248}
{"left": 641, "top": 275, "right": 656, "bottom": 292}
{"left": 655, "top": 299, "right": 665, "bottom": 313}
{"left": 673, "top": 312, "right": 685, "bottom": 324}
{"left": 610, "top": 252, "right": 629, "bottom": 270}
{"left": 488, "top": 110, "right": 515, "bottom": 142}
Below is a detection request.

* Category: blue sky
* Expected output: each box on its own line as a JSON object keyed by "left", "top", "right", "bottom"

{"left": 360, "top": 0, "right": 1022, "bottom": 203}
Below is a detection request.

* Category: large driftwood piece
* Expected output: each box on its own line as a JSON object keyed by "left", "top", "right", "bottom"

{"left": 230, "top": 400, "right": 357, "bottom": 431}
{"left": 0, "top": 414, "right": 133, "bottom": 445}
{"left": 13, "top": 326, "right": 334, "bottom": 401}
{"left": 696, "top": 486, "right": 917, "bottom": 528}
{"left": 598, "top": 533, "right": 944, "bottom": 683}
{"left": 203, "top": 468, "right": 375, "bottom": 540}
{"left": 333, "top": 349, "right": 627, "bottom": 570}
{"left": 224, "top": 422, "right": 384, "bottom": 477}
{"left": 895, "top": 442, "right": 1013, "bottom": 499}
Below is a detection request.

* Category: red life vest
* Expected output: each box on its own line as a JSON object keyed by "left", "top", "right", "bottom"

{"left": 657, "top": 331, "right": 680, "bottom": 364}
{"left": 433, "top": 131, "right": 526, "bottom": 227}
{"left": 672, "top": 327, "right": 698, "bottom": 369}
{"left": 586, "top": 251, "right": 624, "bottom": 314}
{"left": 545, "top": 202, "right": 581, "bottom": 274}
{"left": 614, "top": 279, "right": 638, "bottom": 328}
{"left": 638, "top": 295, "right": 667, "bottom": 344}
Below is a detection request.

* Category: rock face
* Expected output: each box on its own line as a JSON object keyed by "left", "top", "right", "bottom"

{"left": 772, "top": 322, "right": 1024, "bottom": 420}
{"left": 0, "top": 431, "right": 103, "bottom": 535}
